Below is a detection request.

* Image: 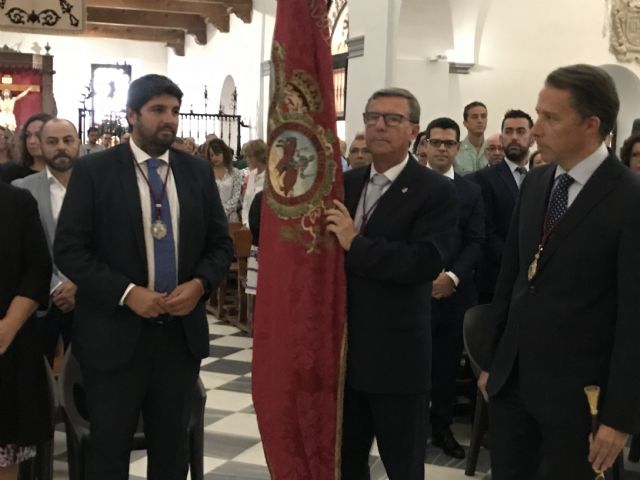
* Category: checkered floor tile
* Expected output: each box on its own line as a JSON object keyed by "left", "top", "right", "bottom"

{"left": 50, "top": 314, "right": 493, "bottom": 479}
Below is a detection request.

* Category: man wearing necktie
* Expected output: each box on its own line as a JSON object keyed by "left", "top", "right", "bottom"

{"left": 476, "top": 64, "right": 640, "bottom": 479}
{"left": 421, "top": 117, "right": 485, "bottom": 459}
{"left": 54, "top": 74, "right": 233, "bottom": 480}
{"left": 326, "top": 88, "right": 459, "bottom": 479}
{"left": 470, "top": 109, "right": 534, "bottom": 305}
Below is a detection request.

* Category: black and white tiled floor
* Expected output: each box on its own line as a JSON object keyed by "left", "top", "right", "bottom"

{"left": 48, "top": 314, "right": 492, "bottom": 479}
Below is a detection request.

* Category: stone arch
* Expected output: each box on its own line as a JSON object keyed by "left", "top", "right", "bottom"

{"left": 600, "top": 64, "right": 640, "bottom": 153}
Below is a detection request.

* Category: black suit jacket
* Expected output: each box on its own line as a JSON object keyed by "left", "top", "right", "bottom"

{"left": 343, "top": 157, "right": 459, "bottom": 394}
{"left": 0, "top": 183, "right": 52, "bottom": 445}
{"left": 470, "top": 160, "right": 519, "bottom": 296}
{"left": 438, "top": 174, "right": 485, "bottom": 306}
{"left": 480, "top": 156, "right": 640, "bottom": 433}
{"left": 54, "top": 144, "right": 233, "bottom": 371}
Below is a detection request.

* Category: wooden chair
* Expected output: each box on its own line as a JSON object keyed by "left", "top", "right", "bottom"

{"left": 208, "top": 222, "right": 243, "bottom": 320}
{"left": 231, "top": 228, "right": 253, "bottom": 333}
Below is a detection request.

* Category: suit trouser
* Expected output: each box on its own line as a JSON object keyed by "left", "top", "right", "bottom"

{"left": 39, "top": 305, "right": 73, "bottom": 365}
{"left": 430, "top": 299, "right": 465, "bottom": 433}
{"left": 81, "top": 319, "right": 200, "bottom": 480}
{"left": 341, "top": 385, "right": 428, "bottom": 480}
{"left": 489, "top": 369, "right": 595, "bottom": 480}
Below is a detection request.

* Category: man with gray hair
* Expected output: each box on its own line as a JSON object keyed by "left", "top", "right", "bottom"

{"left": 326, "top": 87, "right": 458, "bottom": 479}
{"left": 477, "top": 64, "right": 640, "bottom": 479}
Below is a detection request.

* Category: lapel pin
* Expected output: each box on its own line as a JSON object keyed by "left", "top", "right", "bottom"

{"left": 401, "top": 187, "right": 408, "bottom": 194}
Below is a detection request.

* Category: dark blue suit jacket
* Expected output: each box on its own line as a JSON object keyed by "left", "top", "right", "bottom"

{"left": 343, "top": 157, "right": 459, "bottom": 393}
{"left": 469, "top": 160, "right": 518, "bottom": 297}
{"left": 438, "top": 173, "right": 485, "bottom": 306}
{"left": 54, "top": 144, "right": 233, "bottom": 371}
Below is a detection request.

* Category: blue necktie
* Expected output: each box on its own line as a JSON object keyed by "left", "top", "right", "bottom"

{"left": 545, "top": 173, "right": 574, "bottom": 231}
{"left": 147, "top": 158, "right": 177, "bottom": 293}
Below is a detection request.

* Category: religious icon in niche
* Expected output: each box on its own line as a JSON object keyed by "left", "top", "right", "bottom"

{"left": 90, "top": 63, "right": 131, "bottom": 137}
{"left": 0, "top": 86, "right": 33, "bottom": 131}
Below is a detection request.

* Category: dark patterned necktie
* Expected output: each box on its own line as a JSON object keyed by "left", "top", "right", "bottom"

{"left": 147, "top": 158, "right": 177, "bottom": 293}
{"left": 515, "top": 166, "right": 527, "bottom": 188}
{"left": 544, "top": 173, "right": 574, "bottom": 232}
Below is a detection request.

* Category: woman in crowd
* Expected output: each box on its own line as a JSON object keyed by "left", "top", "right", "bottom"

{"left": 0, "top": 112, "right": 53, "bottom": 183}
{"left": 208, "top": 138, "right": 243, "bottom": 222}
{"left": 529, "top": 150, "right": 546, "bottom": 169}
{"left": 241, "top": 139, "right": 268, "bottom": 227}
{"left": 0, "top": 127, "right": 14, "bottom": 165}
{"left": 0, "top": 182, "right": 52, "bottom": 480}
{"left": 620, "top": 133, "right": 640, "bottom": 174}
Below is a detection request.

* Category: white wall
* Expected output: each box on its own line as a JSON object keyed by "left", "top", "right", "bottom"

{"left": 167, "top": 0, "right": 276, "bottom": 144}
{"left": 0, "top": 31, "right": 167, "bottom": 130}
{"left": 344, "top": 0, "right": 640, "bottom": 148}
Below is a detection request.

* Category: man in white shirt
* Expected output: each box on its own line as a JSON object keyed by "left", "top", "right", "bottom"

{"left": 81, "top": 126, "right": 105, "bottom": 156}
{"left": 12, "top": 118, "right": 80, "bottom": 363}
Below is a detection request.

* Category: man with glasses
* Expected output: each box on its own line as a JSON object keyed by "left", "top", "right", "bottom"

{"left": 422, "top": 117, "right": 485, "bottom": 459}
{"left": 347, "top": 132, "right": 373, "bottom": 169}
{"left": 326, "top": 88, "right": 458, "bottom": 479}
{"left": 471, "top": 109, "right": 534, "bottom": 304}
{"left": 483, "top": 132, "right": 505, "bottom": 166}
{"left": 454, "top": 101, "right": 489, "bottom": 176}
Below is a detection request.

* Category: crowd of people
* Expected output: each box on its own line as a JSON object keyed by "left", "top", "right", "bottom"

{"left": 1, "top": 63, "right": 639, "bottom": 480}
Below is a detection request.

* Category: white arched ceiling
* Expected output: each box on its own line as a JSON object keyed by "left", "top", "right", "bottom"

{"left": 599, "top": 64, "right": 640, "bottom": 153}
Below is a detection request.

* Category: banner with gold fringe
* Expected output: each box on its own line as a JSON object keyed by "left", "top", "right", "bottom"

{"left": 251, "top": 0, "right": 347, "bottom": 478}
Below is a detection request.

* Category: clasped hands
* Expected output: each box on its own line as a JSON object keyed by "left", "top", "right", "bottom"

{"left": 326, "top": 199, "right": 357, "bottom": 251}
{"left": 124, "top": 279, "right": 204, "bottom": 318}
{"left": 477, "top": 371, "right": 627, "bottom": 474}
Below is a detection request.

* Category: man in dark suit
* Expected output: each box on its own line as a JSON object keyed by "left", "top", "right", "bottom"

{"left": 471, "top": 109, "right": 533, "bottom": 304}
{"left": 54, "top": 75, "right": 233, "bottom": 480}
{"left": 326, "top": 88, "right": 459, "bottom": 479}
{"left": 477, "top": 64, "right": 640, "bottom": 479}
{"left": 12, "top": 118, "right": 80, "bottom": 364}
{"left": 421, "top": 117, "right": 485, "bottom": 459}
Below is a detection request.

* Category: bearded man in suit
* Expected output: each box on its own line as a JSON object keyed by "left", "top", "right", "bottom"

{"left": 55, "top": 74, "right": 233, "bottom": 480}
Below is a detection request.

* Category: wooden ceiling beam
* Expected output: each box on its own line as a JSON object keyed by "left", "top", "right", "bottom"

{"left": 83, "top": 23, "right": 186, "bottom": 56}
{"left": 188, "top": 0, "right": 253, "bottom": 22}
{"left": 86, "top": 7, "right": 208, "bottom": 44}
{"left": 85, "top": 0, "right": 232, "bottom": 31}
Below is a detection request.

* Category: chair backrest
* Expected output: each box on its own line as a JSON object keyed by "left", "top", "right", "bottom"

{"left": 463, "top": 304, "right": 494, "bottom": 377}
{"left": 232, "top": 228, "right": 253, "bottom": 258}
{"left": 58, "top": 348, "right": 91, "bottom": 430}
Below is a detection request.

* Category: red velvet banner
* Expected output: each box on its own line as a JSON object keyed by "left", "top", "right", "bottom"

{"left": 2, "top": 69, "right": 42, "bottom": 131}
{"left": 252, "top": 0, "right": 347, "bottom": 478}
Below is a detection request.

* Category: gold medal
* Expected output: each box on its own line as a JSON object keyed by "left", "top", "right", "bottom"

{"left": 151, "top": 219, "right": 167, "bottom": 240}
{"left": 527, "top": 247, "right": 542, "bottom": 281}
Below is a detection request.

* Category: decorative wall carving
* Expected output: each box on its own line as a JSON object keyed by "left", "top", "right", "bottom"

{"left": 611, "top": 0, "right": 640, "bottom": 62}
{"left": 0, "top": 0, "right": 83, "bottom": 32}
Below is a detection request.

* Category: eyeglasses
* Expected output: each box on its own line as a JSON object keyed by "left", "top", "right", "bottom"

{"left": 362, "top": 112, "right": 412, "bottom": 126}
{"left": 427, "top": 139, "right": 458, "bottom": 148}
{"left": 486, "top": 145, "right": 504, "bottom": 152}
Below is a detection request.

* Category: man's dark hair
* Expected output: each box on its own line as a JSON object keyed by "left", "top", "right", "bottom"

{"left": 412, "top": 131, "right": 427, "bottom": 153}
{"left": 463, "top": 101, "right": 487, "bottom": 121}
{"left": 365, "top": 87, "right": 420, "bottom": 124}
{"left": 501, "top": 109, "right": 534, "bottom": 131}
{"left": 425, "top": 117, "right": 461, "bottom": 142}
{"left": 126, "top": 74, "right": 183, "bottom": 113}
{"left": 87, "top": 126, "right": 99, "bottom": 135}
{"left": 620, "top": 133, "right": 640, "bottom": 166}
{"left": 19, "top": 112, "right": 54, "bottom": 168}
{"left": 545, "top": 64, "right": 619, "bottom": 141}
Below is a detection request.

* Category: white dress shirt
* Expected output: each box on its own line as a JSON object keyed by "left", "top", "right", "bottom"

{"left": 119, "top": 139, "right": 181, "bottom": 303}
{"left": 504, "top": 157, "right": 529, "bottom": 187}
{"left": 46, "top": 167, "right": 66, "bottom": 223}
{"left": 354, "top": 154, "right": 409, "bottom": 230}
{"left": 242, "top": 168, "right": 265, "bottom": 227}
{"left": 553, "top": 143, "right": 608, "bottom": 208}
